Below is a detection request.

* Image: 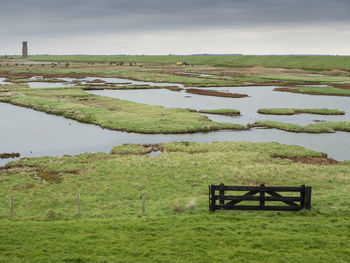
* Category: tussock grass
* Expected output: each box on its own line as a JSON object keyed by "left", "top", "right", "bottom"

{"left": 258, "top": 108, "right": 345, "bottom": 115}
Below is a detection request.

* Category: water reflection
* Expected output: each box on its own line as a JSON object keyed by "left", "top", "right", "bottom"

{"left": 87, "top": 86, "right": 350, "bottom": 125}
{"left": 1, "top": 102, "right": 349, "bottom": 166}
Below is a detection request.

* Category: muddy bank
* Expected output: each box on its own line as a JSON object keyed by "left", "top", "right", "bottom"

{"left": 186, "top": 88, "right": 248, "bottom": 98}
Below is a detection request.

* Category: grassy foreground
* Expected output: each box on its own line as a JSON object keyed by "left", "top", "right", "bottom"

{"left": 0, "top": 87, "right": 244, "bottom": 133}
{"left": 258, "top": 108, "right": 345, "bottom": 115}
{"left": 0, "top": 142, "right": 349, "bottom": 262}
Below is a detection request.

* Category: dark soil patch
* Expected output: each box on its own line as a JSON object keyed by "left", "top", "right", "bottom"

{"left": 186, "top": 88, "right": 248, "bottom": 98}
{"left": 288, "top": 157, "right": 338, "bottom": 165}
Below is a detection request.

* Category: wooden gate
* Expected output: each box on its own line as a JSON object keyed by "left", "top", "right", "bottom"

{"left": 209, "top": 184, "right": 311, "bottom": 211}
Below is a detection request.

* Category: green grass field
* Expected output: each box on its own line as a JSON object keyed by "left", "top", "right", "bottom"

{"left": 27, "top": 55, "right": 350, "bottom": 70}
{"left": 0, "top": 142, "right": 349, "bottom": 262}
{"left": 1, "top": 57, "right": 350, "bottom": 262}
{"left": 251, "top": 121, "right": 350, "bottom": 133}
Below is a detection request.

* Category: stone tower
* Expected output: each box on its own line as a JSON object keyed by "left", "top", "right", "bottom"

{"left": 22, "top": 41, "right": 28, "bottom": 58}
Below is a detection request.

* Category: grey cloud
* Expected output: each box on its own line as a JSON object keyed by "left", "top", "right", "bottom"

{"left": 1, "top": 0, "right": 350, "bottom": 39}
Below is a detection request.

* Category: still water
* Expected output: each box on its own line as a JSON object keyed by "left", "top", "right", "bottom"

{"left": 88, "top": 86, "right": 350, "bottom": 125}
{"left": 1, "top": 102, "right": 349, "bottom": 166}
{"left": 1, "top": 77, "right": 350, "bottom": 165}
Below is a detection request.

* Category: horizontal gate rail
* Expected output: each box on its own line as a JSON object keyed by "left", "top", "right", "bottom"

{"left": 209, "top": 183, "right": 311, "bottom": 212}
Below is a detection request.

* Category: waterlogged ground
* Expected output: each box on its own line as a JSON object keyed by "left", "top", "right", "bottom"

{"left": 21, "top": 75, "right": 349, "bottom": 126}
{"left": 29, "top": 76, "right": 185, "bottom": 89}
{"left": 1, "top": 102, "right": 350, "bottom": 167}
{"left": 88, "top": 85, "right": 350, "bottom": 125}
{"left": 1, "top": 74, "right": 350, "bottom": 165}
{"left": 1, "top": 59, "right": 350, "bottom": 263}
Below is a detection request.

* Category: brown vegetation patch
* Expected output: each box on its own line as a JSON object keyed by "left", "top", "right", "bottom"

{"left": 37, "top": 170, "right": 63, "bottom": 184}
{"left": 323, "top": 69, "right": 349, "bottom": 76}
{"left": 164, "top": 86, "right": 183, "bottom": 91}
{"left": 288, "top": 157, "right": 338, "bottom": 165}
{"left": 334, "top": 83, "right": 350, "bottom": 90}
{"left": 0, "top": 152, "right": 20, "bottom": 159}
{"left": 186, "top": 88, "right": 248, "bottom": 98}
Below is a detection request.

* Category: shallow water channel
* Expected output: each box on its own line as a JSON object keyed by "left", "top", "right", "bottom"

{"left": 1, "top": 101, "right": 350, "bottom": 166}
{"left": 1, "top": 77, "right": 350, "bottom": 165}
{"left": 88, "top": 86, "right": 350, "bottom": 125}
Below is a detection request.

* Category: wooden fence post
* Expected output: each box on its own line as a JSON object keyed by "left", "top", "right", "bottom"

{"left": 300, "top": 185, "right": 305, "bottom": 208}
{"left": 219, "top": 183, "right": 225, "bottom": 206}
{"left": 142, "top": 192, "right": 145, "bottom": 215}
{"left": 259, "top": 184, "right": 265, "bottom": 207}
{"left": 210, "top": 185, "right": 216, "bottom": 211}
{"left": 304, "top": 187, "right": 312, "bottom": 210}
{"left": 77, "top": 194, "right": 81, "bottom": 215}
{"left": 208, "top": 185, "right": 211, "bottom": 211}
{"left": 10, "top": 194, "right": 14, "bottom": 217}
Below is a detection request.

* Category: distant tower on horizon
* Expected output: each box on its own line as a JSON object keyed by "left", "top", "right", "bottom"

{"left": 22, "top": 41, "right": 28, "bottom": 58}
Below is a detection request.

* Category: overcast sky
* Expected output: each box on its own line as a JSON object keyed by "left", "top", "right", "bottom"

{"left": 1, "top": 0, "right": 350, "bottom": 55}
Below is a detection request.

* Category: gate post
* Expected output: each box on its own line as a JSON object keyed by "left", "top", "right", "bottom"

{"left": 209, "top": 185, "right": 216, "bottom": 211}
{"left": 300, "top": 185, "right": 305, "bottom": 208}
{"left": 219, "top": 183, "right": 225, "bottom": 206}
{"left": 259, "top": 184, "right": 265, "bottom": 207}
{"left": 304, "top": 186, "right": 312, "bottom": 210}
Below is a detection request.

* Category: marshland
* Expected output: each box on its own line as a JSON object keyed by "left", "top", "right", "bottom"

{"left": 1, "top": 55, "right": 350, "bottom": 262}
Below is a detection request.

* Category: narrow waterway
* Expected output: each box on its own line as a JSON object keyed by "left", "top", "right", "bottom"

{"left": 1, "top": 76, "right": 350, "bottom": 166}
{"left": 87, "top": 86, "right": 350, "bottom": 125}
{"left": 1, "top": 102, "right": 349, "bottom": 167}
